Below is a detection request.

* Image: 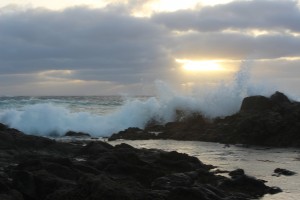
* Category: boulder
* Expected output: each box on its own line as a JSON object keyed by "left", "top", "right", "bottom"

{"left": 151, "top": 173, "right": 193, "bottom": 189}
{"left": 220, "top": 171, "right": 280, "bottom": 197}
{"left": 270, "top": 91, "right": 291, "bottom": 104}
{"left": 108, "top": 127, "right": 156, "bottom": 141}
{"left": 79, "top": 141, "right": 114, "bottom": 155}
{"left": 64, "top": 131, "right": 90, "bottom": 137}
{"left": 240, "top": 95, "right": 274, "bottom": 112}
{"left": 228, "top": 169, "right": 244, "bottom": 177}
{"left": 273, "top": 168, "right": 297, "bottom": 176}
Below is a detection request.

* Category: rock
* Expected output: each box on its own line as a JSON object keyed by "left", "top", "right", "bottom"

{"left": 228, "top": 169, "right": 244, "bottom": 177}
{"left": 151, "top": 173, "right": 193, "bottom": 189}
{"left": 270, "top": 91, "right": 291, "bottom": 104}
{"left": 220, "top": 173, "right": 276, "bottom": 197}
{"left": 64, "top": 131, "right": 91, "bottom": 137}
{"left": 240, "top": 95, "right": 275, "bottom": 112}
{"left": 79, "top": 141, "right": 114, "bottom": 155}
{"left": 11, "top": 170, "right": 36, "bottom": 199}
{"left": 166, "top": 186, "right": 223, "bottom": 200}
{"left": 268, "top": 187, "right": 283, "bottom": 194}
{"left": 0, "top": 123, "right": 282, "bottom": 200}
{"left": 0, "top": 123, "right": 8, "bottom": 130}
{"left": 273, "top": 168, "right": 297, "bottom": 176}
{"left": 155, "top": 151, "right": 205, "bottom": 172}
{"left": 107, "top": 91, "right": 300, "bottom": 148}
{"left": 108, "top": 127, "right": 156, "bottom": 141}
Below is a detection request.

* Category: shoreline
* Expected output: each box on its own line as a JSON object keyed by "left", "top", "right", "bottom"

{"left": 0, "top": 123, "right": 283, "bottom": 200}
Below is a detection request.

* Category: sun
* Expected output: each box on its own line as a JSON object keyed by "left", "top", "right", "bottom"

{"left": 176, "top": 59, "right": 224, "bottom": 72}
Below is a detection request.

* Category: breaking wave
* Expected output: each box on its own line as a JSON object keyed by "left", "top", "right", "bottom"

{"left": 0, "top": 62, "right": 279, "bottom": 136}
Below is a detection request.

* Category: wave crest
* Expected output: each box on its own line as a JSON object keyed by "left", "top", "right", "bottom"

{"left": 0, "top": 62, "right": 278, "bottom": 136}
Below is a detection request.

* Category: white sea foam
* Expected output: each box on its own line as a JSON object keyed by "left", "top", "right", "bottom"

{"left": 0, "top": 62, "right": 283, "bottom": 136}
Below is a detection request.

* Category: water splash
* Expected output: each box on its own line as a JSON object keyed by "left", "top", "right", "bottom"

{"left": 0, "top": 61, "right": 277, "bottom": 136}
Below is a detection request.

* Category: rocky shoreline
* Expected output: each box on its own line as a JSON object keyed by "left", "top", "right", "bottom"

{"left": 0, "top": 123, "right": 282, "bottom": 200}
{"left": 109, "top": 91, "right": 300, "bottom": 148}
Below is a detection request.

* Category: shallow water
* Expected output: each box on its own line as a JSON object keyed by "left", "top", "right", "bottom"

{"left": 108, "top": 140, "right": 300, "bottom": 200}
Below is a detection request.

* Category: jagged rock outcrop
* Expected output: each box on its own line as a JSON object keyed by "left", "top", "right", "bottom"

{"left": 0, "top": 123, "right": 280, "bottom": 200}
{"left": 64, "top": 131, "right": 91, "bottom": 137}
{"left": 109, "top": 91, "right": 300, "bottom": 147}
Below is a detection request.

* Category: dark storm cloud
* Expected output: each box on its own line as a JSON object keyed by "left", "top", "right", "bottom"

{"left": 0, "top": 6, "right": 173, "bottom": 83}
{"left": 153, "top": 0, "right": 300, "bottom": 32}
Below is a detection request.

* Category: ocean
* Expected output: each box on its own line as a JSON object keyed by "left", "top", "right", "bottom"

{"left": 0, "top": 90, "right": 248, "bottom": 137}
{"left": 0, "top": 67, "right": 280, "bottom": 137}
{"left": 0, "top": 94, "right": 299, "bottom": 199}
{"left": 0, "top": 70, "right": 299, "bottom": 200}
{"left": 0, "top": 96, "right": 150, "bottom": 136}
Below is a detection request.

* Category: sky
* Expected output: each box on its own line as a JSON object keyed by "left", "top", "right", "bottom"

{"left": 0, "top": 0, "right": 300, "bottom": 96}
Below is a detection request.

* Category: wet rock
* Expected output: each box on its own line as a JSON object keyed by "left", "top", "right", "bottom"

{"left": 11, "top": 170, "right": 36, "bottom": 199}
{"left": 64, "top": 131, "right": 90, "bottom": 137}
{"left": 155, "top": 151, "right": 205, "bottom": 172}
{"left": 108, "top": 127, "right": 157, "bottom": 141}
{"left": 240, "top": 95, "right": 275, "bottom": 112}
{"left": 270, "top": 91, "right": 291, "bottom": 104}
{"left": 0, "top": 124, "right": 281, "bottom": 200}
{"left": 151, "top": 173, "right": 193, "bottom": 189}
{"left": 109, "top": 91, "right": 300, "bottom": 148}
{"left": 229, "top": 169, "right": 245, "bottom": 177}
{"left": 268, "top": 186, "right": 283, "bottom": 194}
{"left": 273, "top": 168, "right": 297, "bottom": 176}
{"left": 79, "top": 141, "right": 114, "bottom": 155}
{"left": 167, "top": 186, "right": 222, "bottom": 200}
{"left": 220, "top": 173, "right": 274, "bottom": 197}
{"left": 211, "top": 169, "right": 230, "bottom": 174}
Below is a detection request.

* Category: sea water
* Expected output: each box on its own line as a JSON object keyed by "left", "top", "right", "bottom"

{"left": 0, "top": 96, "right": 143, "bottom": 136}
{"left": 0, "top": 92, "right": 244, "bottom": 137}
{"left": 0, "top": 64, "right": 299, "bottom": 199}
{"left": 0, "top": 95, "right": 299, "bottom": 199}
{"left": 0, "top": 65, "right": 278, "bottom": 137}
{"left": 0, "top": 91, "right": 258, "bottom": 136}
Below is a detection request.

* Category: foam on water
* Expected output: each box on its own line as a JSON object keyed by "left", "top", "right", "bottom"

{"left": 0, "top": 63, "right": 287, "bottom": 136}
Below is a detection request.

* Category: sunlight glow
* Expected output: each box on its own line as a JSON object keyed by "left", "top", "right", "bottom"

{"left": 176, "top": 59, "right": 224, "bottom": 72}
{"left": 151, "top": 0, "right": 199, "bottom": 12}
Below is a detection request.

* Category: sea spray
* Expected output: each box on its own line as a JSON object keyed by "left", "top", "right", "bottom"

{"left": 0, "top": 62, "right": 277, "bottom": 136}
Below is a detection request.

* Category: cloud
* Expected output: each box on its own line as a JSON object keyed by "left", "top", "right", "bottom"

{"left": 153, "top": 0, "right": 300, "bottom": 33}
{"left": 0, "top": 6, "right": 173, "bottom": 83}
{"left": 171, "top": 32, "right": 300, "bottom": 60}
{"left": 0, "top": 0, "right": 300, "bottom": 95}
{"left": 150, "top": 0, "right": 300, "bottom": 60}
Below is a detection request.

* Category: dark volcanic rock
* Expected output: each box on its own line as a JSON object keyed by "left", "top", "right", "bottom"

{"left": 270, "top": 91, "right": 291, "bottom": 104}
{"left": 240, "top": 95, "right": 275, "bottom": 112}
{"left": 213, "top": 92, "right": 300, "bottom": 147}
{"left": 228, "top": 168, "right": 245, "bottom": 177}
{"left": 151, "top": 173, "right": 194, "bottom": 189}
{"left": 108, "top": 113, "right": 211, "bottom": 142}
{"left": 108, "top": 127, "right": 157, "bottom": 141}
{"left": 110, "top": 91, "right": 300, "bottom": 148}
{"left": 79, "top": 141, "right": 114, "bottom": 155}
{"left": 0, "top": 123, "right": 280, "bottom": 200}
{"left": 220, "top": 173, "right": 274, "bottom": 197}
{"left": 273, "top": 168, "right": 297, "bottom": 176}
{"left": 64, "top": 131, "right": 91, "bottom": 137}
